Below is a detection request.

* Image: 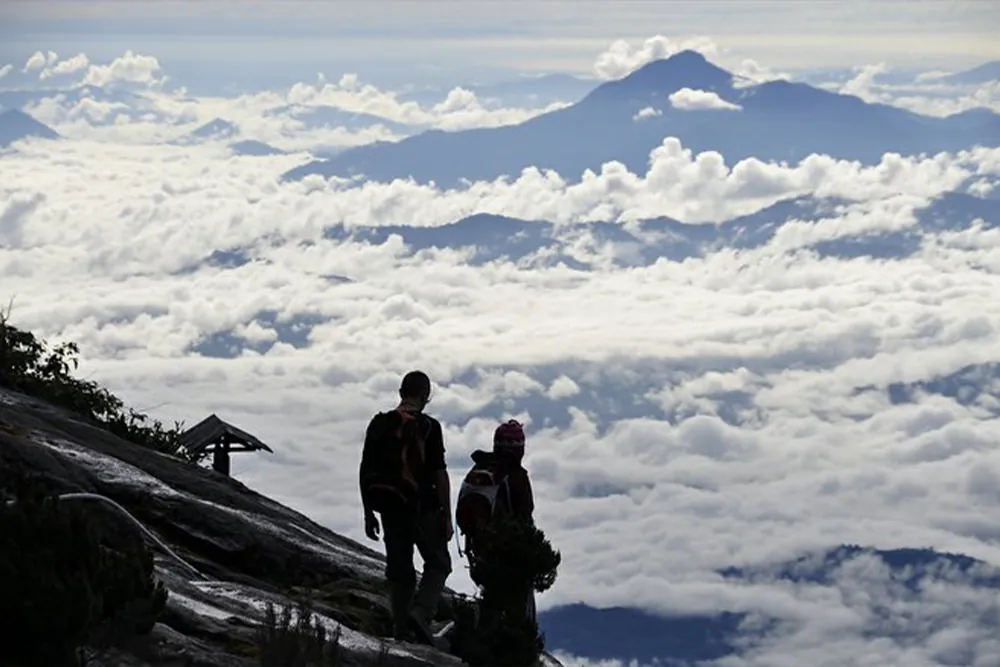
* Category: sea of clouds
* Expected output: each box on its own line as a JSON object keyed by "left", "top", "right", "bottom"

{"left": 3, "top": 35, "right": 1000, "bottom": 667}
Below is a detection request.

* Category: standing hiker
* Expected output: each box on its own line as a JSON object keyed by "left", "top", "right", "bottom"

{"left": 455, "top": 419, "right": 537, "bottom": 624}
{"left": 359, "top": 370, "right": 454, "bottom": 643}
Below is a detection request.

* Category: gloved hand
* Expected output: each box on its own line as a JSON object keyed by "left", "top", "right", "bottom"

{"left": 364, "top": 510, "right": 381, "bottom": 541}
{"left": 440, "top": 509, "right": 454, "bottom": 541}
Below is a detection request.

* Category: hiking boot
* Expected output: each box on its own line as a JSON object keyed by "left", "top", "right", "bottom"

{"left": 392, "top": 624, "right": 417, "bottom": 642}
{"left": 407, "top": 610, "right": 435, "bottom": 645}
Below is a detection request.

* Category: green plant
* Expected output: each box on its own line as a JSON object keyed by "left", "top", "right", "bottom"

{"left": 256, "top": 598, "right": 343, "bottom": 666}
{"left": 87, "top": 508, "right": 170, "bottom": 652}
{"left": 0, "top": 299, "right": 190, "bottom": 458}
{"left": 471, "top": 515, "right": 561, "bottom": 614}
{"left": 0, "top": 481, "right": 168, "bottom": 666}
{"left": 453, "top": 517, "right": 561, "bottom": 666}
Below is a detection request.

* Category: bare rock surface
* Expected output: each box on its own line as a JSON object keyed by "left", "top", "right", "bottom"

{"left": 0, "top": 387, "right": 562, "bottom": 667}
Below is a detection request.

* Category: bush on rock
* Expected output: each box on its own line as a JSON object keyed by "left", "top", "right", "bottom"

{"left": 0, "top": 481, "right": 168, "bottom": 666}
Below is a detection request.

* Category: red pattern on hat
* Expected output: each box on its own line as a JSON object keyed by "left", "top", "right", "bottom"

{"left": 494, "top": 419, "right": 525, "bottom": 446}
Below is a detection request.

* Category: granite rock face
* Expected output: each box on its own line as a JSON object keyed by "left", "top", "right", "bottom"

{"left": 0, "top": 387, "right": 562, "bottom": 667}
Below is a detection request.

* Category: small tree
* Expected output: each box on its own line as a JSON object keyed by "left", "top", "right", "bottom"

{"left": 0, "top": 301, "right": 189, "bottom": 458}
{"left": 453, "top": 516, "right": 561, "bottom": 667}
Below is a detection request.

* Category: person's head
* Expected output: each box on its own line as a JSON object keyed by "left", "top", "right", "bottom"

{"left": 493, "top": 419, "right": 525, "bottom": 463}
{"left": 399, "top": 370, "right": 432, "bottom": 410}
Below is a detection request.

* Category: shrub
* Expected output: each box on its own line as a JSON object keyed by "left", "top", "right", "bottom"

{"left": 0, "top": 481, "right": 168, "bottom": 666}
{"left": 453, "top": 516, "right": 562, "bottom": 667}
{"left": 0, "top": 301, "right": 190, "bottom": 458}
{"left": 256, "top": 598, "right": 343, "bottom": 666}
{"left": 470, "top": 516, "right": 561, "bottom": 606}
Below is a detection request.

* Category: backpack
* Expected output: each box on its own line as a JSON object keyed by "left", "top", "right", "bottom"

{"left": 360, "top": 409, "right": 430, "bottom": 514}
{"left": 455, "top": 464, "right": 512, "bottom": 541}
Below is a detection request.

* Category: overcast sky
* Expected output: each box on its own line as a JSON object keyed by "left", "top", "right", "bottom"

{"left": 2, "top": 0, "right": 999, "bottom": 89}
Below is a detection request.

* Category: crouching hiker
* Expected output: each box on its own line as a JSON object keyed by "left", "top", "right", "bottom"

{"left": 359, "top": 370, "right": 454, "bottom": 644}
{"left": 455, "top": 419, "right": 537, "bottom": 626}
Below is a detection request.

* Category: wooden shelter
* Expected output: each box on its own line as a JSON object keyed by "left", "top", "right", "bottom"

{"left": 179, "top": 414, "right": 274, "bottom": 476}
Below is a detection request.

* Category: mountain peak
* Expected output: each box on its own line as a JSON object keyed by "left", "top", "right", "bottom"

{"left": 667, "top": 49, "right": 710, "bottom": 65}
{"left": 584, "top": 50, "right": 735, "bottom": 104}
{"left": 0, "top": 108, "right": 60, "bottom": 147}
{"left": 192, "top": 117, "right": 238, "bottom": 139}
{"left": 625, "top": 49, "right": 731, "bottom": 82}
{"left": 1, "top": 108, "right": 36, "bottom": 122}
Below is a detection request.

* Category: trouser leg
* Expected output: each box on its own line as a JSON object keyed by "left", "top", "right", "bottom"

{"left": 412, "top": 507, "right": 453, "bottom": 624}
{"left": 380, "top": 510, "right": 416, "bottom": 637}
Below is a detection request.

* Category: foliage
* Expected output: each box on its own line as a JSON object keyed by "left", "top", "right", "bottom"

{"left": 256, "top": 597, "right": 344, "bottom": 667}
{"left": 470, "top": 515, "right": 562, "bottom": 606}
{"left": 453, "top": 516, "right": 562, "bottom": 666}
{"left": 0, "top": 480, "right": 168, "bottom": 666}
{"left": 0, "top": 299, "right": 193, "bottom": 459}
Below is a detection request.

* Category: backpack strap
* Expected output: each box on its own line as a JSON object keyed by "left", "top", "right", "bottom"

{"left": 500, "top": 474, "right": 513, "bottom": 515}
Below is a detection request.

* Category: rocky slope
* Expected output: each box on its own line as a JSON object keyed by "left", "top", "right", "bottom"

{"left": 0, "top": 386, "right": 563, "bottom": 667}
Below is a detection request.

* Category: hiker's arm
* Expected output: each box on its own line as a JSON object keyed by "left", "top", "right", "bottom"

{"left": 435, "top": 469, "right": 451, "bottom": 516}
{"left": 359, "top": 418, "right": 376, "bottom": 515}
{"left": 428, "top": 420, "right": 451, "bottom": 514}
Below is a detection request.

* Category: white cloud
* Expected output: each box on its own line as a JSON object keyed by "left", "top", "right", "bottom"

{"left": 547, "top": 376, "right": 581, "bottom": 400}
{"left": 0, "top": 64, "right": 12, "bottom": 82}
{"left": 631, "top": 106, "right": 661, "bottom": 121}
{"left": 840, "top": 62, "right": 890, "bottom": 99}
{"left": 24, "top": 95, "right": 137, "bottom": 127}
{"left": 915, "top": 70, "right": 952, "bottom": 83}
{"left": 284, "top": 139, "right": 991, "bottom": 226}
{"left": 82, "top": 49, "right": 166, "bottom": 87}
{"left": 40, "top": 53, "right": 91, "bottom": 80}
{"left": 6, "top": 133, "right": 993, "bottom": 237}
{"left": 968, "top": 179, "right": 996, "bottom": 197}
{"left": 22, "top": 50, "right": 57, "bottom": 73}
{"left": 4, "top": 91, "right": 1000, "bottom": 665}
{"left": 669, "top": 88, "right": 742, "bottom": 111}
{"left": 729, "top": 58, "right": 793, "bottom": 88}
{"left": 593, "top": 35, "right": 719, "bottom": 80}
{"left": 283, "top": 73, "right": 569, "bottom": 131}
{"left": 590, "top": 34, "right": 793, "bottom": 88}
{"left": 553, "top": 654, "right": 648, "bottom": 667}
{"left": 836, "top": 63, "right": 1000, "bottom": 116}
{"left": 17, "top": 51, "right": 569, "bottom": 149}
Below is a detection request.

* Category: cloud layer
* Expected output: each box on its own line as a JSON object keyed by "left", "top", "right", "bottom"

{"left": 835, "top": 62, "right": 1000, "bottom": 117}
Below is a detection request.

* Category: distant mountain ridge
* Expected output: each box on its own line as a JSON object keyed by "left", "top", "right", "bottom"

{"left": 312, "top": 189, "right": 998, "bottom": 269}
{"left": 265, "top": 104, "right": 416, "bottom": 135}
{"left": 0, "top": 109, "right": 59, "bottom": 147}
{"left": 942, "top": 60, "right": 1000, "bottom": 85}
{"left": 229, "top": 139, "right": 286, "bottom": 156}
{"left": 282, "top": 50, "right": 1000, "bottom": 188}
